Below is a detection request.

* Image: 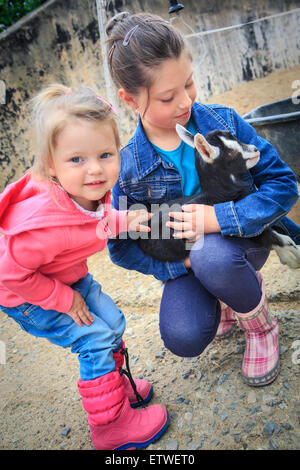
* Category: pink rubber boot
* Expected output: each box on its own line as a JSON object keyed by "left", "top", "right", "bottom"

{"left": 235, "top": 274, "right": 280, "bottom": 386}
{"left": 215, "top": 302, "right": 237, "bottom": 340}
{"left": 78, "top": 370, "right": 169, "bottom": 450}
{"left": 113, "top": 340, "right": 153, "bottom": 408}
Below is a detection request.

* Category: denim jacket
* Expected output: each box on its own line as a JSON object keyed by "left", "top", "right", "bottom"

{"left": 108, "top": 102, "right": 299, "bottom": 281}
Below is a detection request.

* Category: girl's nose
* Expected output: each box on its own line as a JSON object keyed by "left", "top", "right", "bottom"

{"left": 87, "top": 160, "right": 103, "bottom": 175}
{"left": 180, "top": 90, "right": 192, "bottom": 108}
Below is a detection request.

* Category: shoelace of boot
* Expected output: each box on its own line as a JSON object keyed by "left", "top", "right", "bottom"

{"left": 119, "top": 347, "right": 146, "bottom": 408}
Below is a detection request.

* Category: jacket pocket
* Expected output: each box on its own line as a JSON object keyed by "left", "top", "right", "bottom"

{"left": 20, "top": 303, "right": 61, "bottom": 331}
{"left": 129, "top": 186, "right": 167, "bottom": 205}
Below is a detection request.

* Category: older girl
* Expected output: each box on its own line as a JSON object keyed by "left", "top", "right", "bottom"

{"left": 106, "top": 12, "right": 299, "bottom": 387}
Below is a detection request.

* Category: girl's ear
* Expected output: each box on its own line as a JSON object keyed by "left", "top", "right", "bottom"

{"left": 48, "top": 158, "right": 57, "bottom": 177}
{"left": 118, "top": 88, "right": 139, "bottom": 110}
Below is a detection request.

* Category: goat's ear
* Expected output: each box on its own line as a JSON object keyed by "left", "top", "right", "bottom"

{"left": 175, "top": 124, "right": 195, "bottom": 148}
{"left": 194, "top": 134, "right": 219, "bottom": 163}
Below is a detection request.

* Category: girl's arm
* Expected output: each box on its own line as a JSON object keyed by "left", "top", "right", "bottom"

{"left": 0, "top": 229, "right": 74, "bottom": 313}
{"left": 107, "top": 181, "right": 188, "bottom": 281}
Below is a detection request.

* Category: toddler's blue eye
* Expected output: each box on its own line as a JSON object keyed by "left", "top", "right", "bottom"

{"left": 101, "top": 153, "right": 110, "bottom": 159}
{"left": 72, "top": 156, "right": 82, "bottom": 163}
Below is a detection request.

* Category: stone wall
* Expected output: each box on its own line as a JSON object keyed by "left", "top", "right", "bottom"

{"left": 0, "top": 0, "right": 299, "bottom": 189}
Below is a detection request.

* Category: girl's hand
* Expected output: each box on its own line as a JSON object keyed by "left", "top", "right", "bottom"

{"left": 166, "top": 204, "right": 221, "bottom": 239}
{"left": 66, "top": 290, "right": 94, "bottom": 327}
{"left": 127, "top": 209, "right": 152, "bottom": 232}
{"left": 183, "top": 256, "right": 191, "bottom": 269}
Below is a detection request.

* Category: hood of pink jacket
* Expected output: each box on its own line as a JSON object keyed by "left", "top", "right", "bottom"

{"left": 0, "top": 173, "right": 112, "bottom": 235}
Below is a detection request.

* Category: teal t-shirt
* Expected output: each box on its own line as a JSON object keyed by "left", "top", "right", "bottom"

{"left": 152, "top": 118, "right": 201, "bottom": 197}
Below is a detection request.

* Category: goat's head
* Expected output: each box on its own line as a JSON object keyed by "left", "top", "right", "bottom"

{"left": 176, "top": 124, "right": 260, "bottom": 179}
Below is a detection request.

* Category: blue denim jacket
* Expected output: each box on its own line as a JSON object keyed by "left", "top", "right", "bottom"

{"left": 108, "top": 102, "right": 299, "bottom": 281}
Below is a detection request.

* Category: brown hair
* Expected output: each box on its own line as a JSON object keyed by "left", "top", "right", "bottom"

{"left": 106, "top": 12, "right": 191, "bottom": 96}
{"left": 29, "top": 84, "right": 120, "bottom": 181}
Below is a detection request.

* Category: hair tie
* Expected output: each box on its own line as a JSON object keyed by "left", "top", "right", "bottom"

{"left": 65, "top": 90, "right": 118, "bottom": 114}
{"left": 96, "top": 96, "right": 118, "bottom": 115}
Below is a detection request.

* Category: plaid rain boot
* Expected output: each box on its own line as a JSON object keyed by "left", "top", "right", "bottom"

{"left": 113, "top": 340, "right": 153, "bottom": 408}
{"left": 215, "top": 302, "right": 237, "bottom": 340}
{"left": 235, "top": 273, "right": 279, "bottom": 386}
{"left": 78, "top": 370, "right": 169, "bottom": 450}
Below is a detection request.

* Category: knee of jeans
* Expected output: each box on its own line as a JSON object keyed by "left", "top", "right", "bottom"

{"left": 160, "top": 321, "right": 214, "bottom": 358}
{"left": 190, "top": 236, "right": 236, "bottom": 283}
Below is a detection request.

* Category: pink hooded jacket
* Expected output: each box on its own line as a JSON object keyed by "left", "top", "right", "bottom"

{"left": 0, "top": 174, "right": 128, "bottom": 313}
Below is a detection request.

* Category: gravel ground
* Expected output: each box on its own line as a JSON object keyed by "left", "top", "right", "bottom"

{"left": 0, "top": 249, "right": 299, "bottom": 451}
{"left": 0, "top": 67, "right": 299, "bottom": 450}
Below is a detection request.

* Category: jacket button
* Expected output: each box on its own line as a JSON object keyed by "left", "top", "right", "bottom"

{"left": 24, "top": 311, "right": 29, "bottom": 316}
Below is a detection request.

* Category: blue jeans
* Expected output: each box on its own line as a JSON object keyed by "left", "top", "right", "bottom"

{"left": 0, "top": 273, "right": 126, "bottom": 380}
{"left": 159, "top": 234, "right": 269, "bottom": 358}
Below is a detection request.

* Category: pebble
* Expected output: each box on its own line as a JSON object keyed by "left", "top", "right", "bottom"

{"left": 177, "top": 397, "right": 185, "bottom": 403}
{"left": 218, "top": 373, "right": 230, "bottom": 385}
{"left": 208, "top": 378, "right": 218, "bottom": 391}
{"left": 184, "top": 412, "right": 193, "bottom": 422}
{"left": 155, "top": 350, "right": 165, "bottom": 359}
{"left": 247, "top": 391, "right": 257, "bottom": 404}
{"left": 196, "top": 372, "right": 203, "bottom": 382}
{"left": 130, "top": 356, "right": 139, "bottom": 366}
{"left": 269, "top": 439, "right": 279, "bottom": 450}
{"left": 165, "top": 440, "right": 179, "bottom": 450}
{"left": 248, "top": 406, "right": 261, "bottom": 415}
{"left": 266, "top": 399, "right": 282, "bottom": 407}
{"left": 187, "top": 441, "right": 203, "bottom": 450}
{"left": 263, "top": 422, "right": 275, "bottom": 436}
{"left": 61, "top": 427, "right": 71, "bottom": 437}
{"left": 242, "top": 422, "right": 256, "bottom": 433}
{"left": 228, "top": 402, "right": 239, "bottom": 410}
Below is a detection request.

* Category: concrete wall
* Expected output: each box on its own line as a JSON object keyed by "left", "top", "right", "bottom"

{"left": 0, "top": 0, "right": 299, "bottom": 189}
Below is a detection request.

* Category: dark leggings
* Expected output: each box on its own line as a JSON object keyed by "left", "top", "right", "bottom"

{"left": 159, "top": 233, "right": 269, "bottom": 357}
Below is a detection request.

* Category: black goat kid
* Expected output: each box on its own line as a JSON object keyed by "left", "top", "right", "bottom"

{"left": 129, "top": 125, "right": 300, "bottom": 269}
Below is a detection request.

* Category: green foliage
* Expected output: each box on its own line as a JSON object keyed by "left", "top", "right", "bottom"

{"left": 0, "top": 0, "right": 48, "bottom": 32}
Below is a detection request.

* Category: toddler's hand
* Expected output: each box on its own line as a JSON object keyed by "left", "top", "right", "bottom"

{"left": 127, "top": 209, "right": 152, "bottom": 232}
{"left": 66, "top": 290, "right": 94, "bottom": 327}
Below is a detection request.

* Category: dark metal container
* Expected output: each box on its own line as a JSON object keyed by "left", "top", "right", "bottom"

{"left": 243, "top": 97, "right": 300, "bottom": 180}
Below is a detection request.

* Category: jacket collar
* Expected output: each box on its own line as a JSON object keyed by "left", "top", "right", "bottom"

{"left": 129, "top": 102, "right": 220, "bottom": 180}
{"left": 130, "top": 116, "right": 162, "bottom": 180}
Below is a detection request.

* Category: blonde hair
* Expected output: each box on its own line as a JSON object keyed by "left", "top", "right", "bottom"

{"left": 29, "top": 83, "right": 120, "bottom": 181}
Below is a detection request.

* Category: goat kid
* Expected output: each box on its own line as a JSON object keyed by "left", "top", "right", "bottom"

{"left": 129, "top": 125, "right": 300, "bottom": 269}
